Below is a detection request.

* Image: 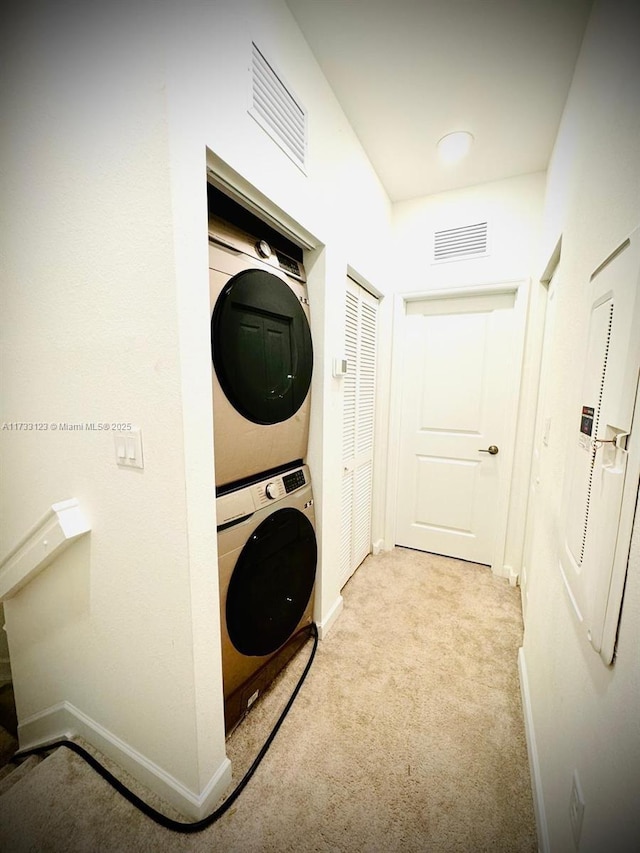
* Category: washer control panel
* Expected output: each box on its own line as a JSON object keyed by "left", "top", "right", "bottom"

{"left": 254, "top": 466, "right": 306, "bottom": 507}
{"left": 217, "top": 466, "right": 309, "bottom": 527}
{"left": 283, "top": 468, "right": 306, "bottom": 493}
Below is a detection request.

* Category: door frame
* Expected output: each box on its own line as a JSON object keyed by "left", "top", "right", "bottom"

{"left": 384, "top": 280, "right": 529, "bottom": 578}
{"left": 520, "top": 240, "right": 561, "bottom": 615}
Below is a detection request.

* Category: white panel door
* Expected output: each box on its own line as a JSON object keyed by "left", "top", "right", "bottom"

{"left": 395, "top": 295, "right": 518, "bottom": 565}
{"left": 340, "top": 278, "right": 378, "bottom": 588}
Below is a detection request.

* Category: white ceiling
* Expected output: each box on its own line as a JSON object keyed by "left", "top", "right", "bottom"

{"left": 285, "top": 0, "right": 593, "bottom": 201}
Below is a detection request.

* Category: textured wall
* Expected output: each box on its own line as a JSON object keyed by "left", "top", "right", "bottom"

{"left": 0, "top": 0, "right": 216, "bottom": 792}
{"left": 0, "top": 0, "right": 393, "bottom": 805}
{"left": 522, "top": 0, "right": 640, "bottom": 848}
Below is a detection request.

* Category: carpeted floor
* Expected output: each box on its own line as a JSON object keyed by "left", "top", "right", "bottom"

{"left": 0, "top": 547, "right": 537, "bottom": 851}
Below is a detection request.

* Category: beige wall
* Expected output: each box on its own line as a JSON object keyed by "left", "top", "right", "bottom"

{"left": 0, "top": 1, "right": 217, "bottom": 799}
{"left": 522, "top": 0, "right": 640, "bottom": 848}
{"left": 4, "top": 0, "right": 636, "bottom": 837}
{"left": 0, "top": 0, "right": 392, "bottom": 813}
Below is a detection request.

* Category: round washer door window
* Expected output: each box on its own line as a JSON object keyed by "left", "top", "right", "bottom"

{"left": 226, "top": 508, "right": 317, "bottom": 657}
{"left": 212, "top": 269, "right": 313, "bottom": 425}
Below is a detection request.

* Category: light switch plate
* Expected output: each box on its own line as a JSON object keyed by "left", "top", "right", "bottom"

{"left": 114, "top": 427, "right": 144, "bottom": 469}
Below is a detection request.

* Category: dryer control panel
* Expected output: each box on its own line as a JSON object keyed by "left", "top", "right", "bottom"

{"left": 217, "top": 466, "right": 309, "bottom": 528}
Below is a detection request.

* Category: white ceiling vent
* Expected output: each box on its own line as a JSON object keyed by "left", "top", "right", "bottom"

{"left": 433, "top": 221, "right": 489, "bottom": 263}
{"left": 249, "top": 43, "right": 307, "bottom": 173}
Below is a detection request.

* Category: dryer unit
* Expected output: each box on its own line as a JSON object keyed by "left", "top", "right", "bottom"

{"left": 209, "top": 216, "right": 313, "bottom": 489}
{"left": 216, "top": 462, "right": 317, "bottom": 733}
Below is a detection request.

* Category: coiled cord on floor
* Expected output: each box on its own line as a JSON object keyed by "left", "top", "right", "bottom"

{"left": 16, "top": 623, "right": 319, "bottom": 834}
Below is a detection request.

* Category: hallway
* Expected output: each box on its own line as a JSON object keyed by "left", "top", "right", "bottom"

{"left": 0, "top": 547, "right": 535, "bottom": 851}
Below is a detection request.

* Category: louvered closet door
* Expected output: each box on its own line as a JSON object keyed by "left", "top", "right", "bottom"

{"left": 340, "top": 278, "right": 378, "bottom": 589}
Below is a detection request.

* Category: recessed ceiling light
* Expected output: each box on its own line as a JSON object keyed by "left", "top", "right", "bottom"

{"left": 437, "top": 131, "right": 474, "bottom": 164}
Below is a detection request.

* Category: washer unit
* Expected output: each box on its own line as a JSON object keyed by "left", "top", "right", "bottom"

{"left": 217, "top": 462, "right": 317, "bottom": 733}
{"left": 209, "top": 216, "right": 313, "bottom": 489}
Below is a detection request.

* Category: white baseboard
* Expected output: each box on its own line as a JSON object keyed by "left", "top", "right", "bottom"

{"left": 17, "top": 700, "right": 232, "bottom": 820}
{"left": 492, "top": 561, "right": 520, "bottom": 584}
{"left": 506, "top": 564, "right": 520, "bottom": 587}
{"left": 316, "top": 595, "right": 343, "bottom": 639}
{"left": 518, "top": 647, "right": 549, "bottom": 853}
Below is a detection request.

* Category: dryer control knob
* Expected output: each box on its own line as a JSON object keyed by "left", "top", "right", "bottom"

{"left": 265, "top": 482, "right": 278, "bottom": 500}
{"left": 256, "top": 239, "right": 272, "bottom": 259}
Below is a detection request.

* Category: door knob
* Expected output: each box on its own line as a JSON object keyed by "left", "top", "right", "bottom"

{"left": 479, "top": 445, "right": 499, "bottom": 455}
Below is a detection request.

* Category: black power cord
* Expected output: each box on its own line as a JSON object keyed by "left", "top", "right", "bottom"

{"left": 16, "top": 623, "right": 319, "bottom": 834}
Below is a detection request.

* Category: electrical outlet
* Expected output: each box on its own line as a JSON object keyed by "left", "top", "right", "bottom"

{"left": 569, "top": 769, "right": 585, "bottom": 848}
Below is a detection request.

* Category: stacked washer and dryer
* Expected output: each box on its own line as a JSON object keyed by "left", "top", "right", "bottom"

{"left": 208, "top": 213, "right": 317, "bottom": 733}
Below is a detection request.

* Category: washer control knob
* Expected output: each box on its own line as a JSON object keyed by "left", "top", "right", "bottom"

{"left": 256, "top": 239, "right": 272, "bottom": 259}
{"left": 265, "top": 482, "right": 278, "bottom": 500}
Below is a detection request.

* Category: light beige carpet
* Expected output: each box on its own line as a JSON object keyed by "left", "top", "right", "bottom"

{"left": 0, "top": 548, "right": 537, "bottom": 851}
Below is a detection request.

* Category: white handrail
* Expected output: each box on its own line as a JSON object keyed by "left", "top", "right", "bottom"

{"left": 0, "top": 500, "right": 90, "bottom": 600}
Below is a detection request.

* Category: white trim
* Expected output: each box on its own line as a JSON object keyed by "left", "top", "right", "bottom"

{"left": 518, "top": 647, "right": 549, "bottom": 853}
{"left": 17, "top": 701, "right": 232, "bottom": 820}
{"left": 402, "top": 282, "right": 524, "bottom": 302}
{"left": 346, "top": 265, "right": 385, "bottom": 302}
{"left": 385, "top": 280, "right": 529, "bottom": 575}
{"left": 0, "top": 499, "right": 91, "bottom": 601}
{"left": 316, "top": 595, "right": 343, "bottom": 639}
{"left": 540, "top": 235, "right": 562, "bottom": 284}
{"left": 206, "top": 154, "right": 318, "bottom": 251}
{"left": 505, "top": 564, "right": 520, "bottom": 587}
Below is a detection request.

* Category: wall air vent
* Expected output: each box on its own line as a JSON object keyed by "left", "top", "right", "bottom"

{"left": 433, "top": 221, "right": 489, "bottom": 263}
{"left": 249, "top": 42, "right": 307, "bottom": 174}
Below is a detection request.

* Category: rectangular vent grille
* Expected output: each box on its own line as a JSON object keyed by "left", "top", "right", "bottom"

{"left": 249, "top": 43, "right": 307, "bottom": 173}
{"left": 433, "top": 221, "right": 489, "bottom": 263}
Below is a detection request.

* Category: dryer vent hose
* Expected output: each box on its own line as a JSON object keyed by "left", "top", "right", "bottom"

{"left": 16, "top": 622, "right": 319, "bottom": 834}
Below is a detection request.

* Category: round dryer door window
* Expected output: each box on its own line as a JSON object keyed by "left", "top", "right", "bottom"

{"left": 226, "top": 507, "right": 317, "bottom": 657}
{"left": 212, "top": 269, "right": 313, "bottom": 425}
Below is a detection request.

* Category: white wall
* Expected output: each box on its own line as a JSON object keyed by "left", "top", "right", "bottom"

{"left": 390, "top": 173, "right": 546, "bottom": 574}
{"left": 0, "top": 0, "right": 392, "bottom": 813}
{"left": 393, "top": 172, "right": 545, "bottom": 291}
{"left": 521, "top": 0, "right": 640, "bottom": 849}
{"left": 0, "top": 0, "right": 223, "bottom": 802}
{"left": 163, "top": 0, "right": 393, "bottom": 631}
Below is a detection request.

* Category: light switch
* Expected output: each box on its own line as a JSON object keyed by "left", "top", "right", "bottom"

{"left": 114, "top": 427, "right": 144, "bottom": 469}
{"left": 333, "top": 357, "right": 348, "bottom": 377}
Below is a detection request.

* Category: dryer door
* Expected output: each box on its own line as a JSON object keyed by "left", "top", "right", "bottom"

{"left": 212, "top": 269, "right": 313, "bottom": 425}
{"left": 226, "top": 507, "right": 317, "bottom": 657}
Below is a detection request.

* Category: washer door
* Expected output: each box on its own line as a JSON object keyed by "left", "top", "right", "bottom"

{"left": 212, "top": 269, "right": 313, "bottom": 425}
{"left": 226, "top": 507, "right": 317, "bottom": 657}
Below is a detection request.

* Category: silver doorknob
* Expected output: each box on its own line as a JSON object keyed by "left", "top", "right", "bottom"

{"left": 479, "top": 445, "right": 499, "bottom": 455}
